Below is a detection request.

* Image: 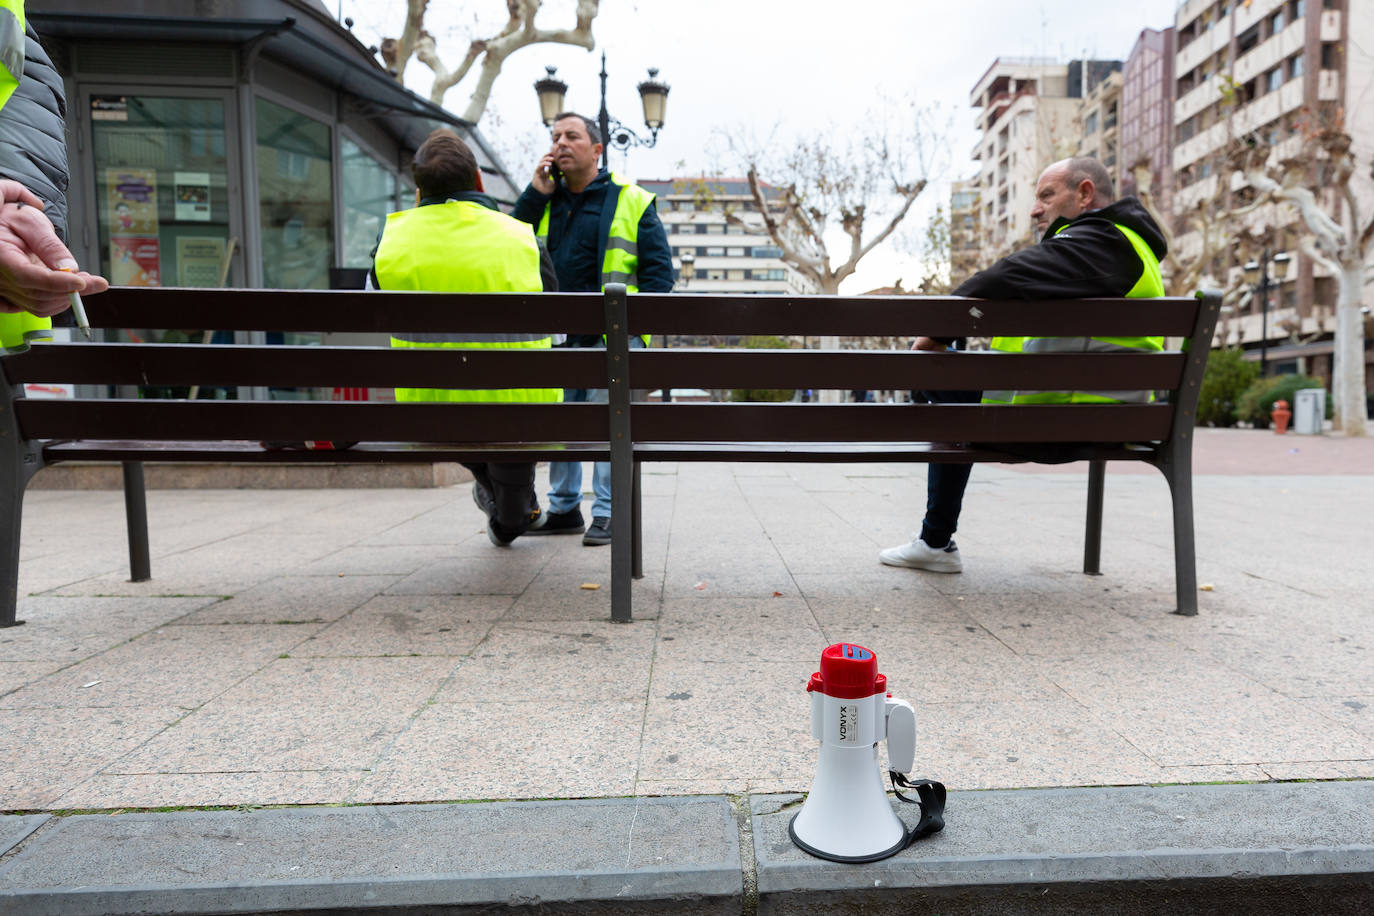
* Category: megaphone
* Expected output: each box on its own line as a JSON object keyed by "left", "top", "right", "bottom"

{"left": 789, "top": 642, "right": 943, "bottom": 863}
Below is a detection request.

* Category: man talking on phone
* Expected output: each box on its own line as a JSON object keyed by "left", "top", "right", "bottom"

{"left": 512, "top": 112, "right": 673, "bottom": 547}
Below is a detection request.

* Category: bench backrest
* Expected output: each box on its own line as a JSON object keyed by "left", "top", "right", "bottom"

{"left": 1, "top": 287, "right": 1220, "bottom": 451}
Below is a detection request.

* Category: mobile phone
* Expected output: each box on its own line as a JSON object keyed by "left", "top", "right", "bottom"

{"left": 546, "top": 161, "right": 562, "bottom": 184}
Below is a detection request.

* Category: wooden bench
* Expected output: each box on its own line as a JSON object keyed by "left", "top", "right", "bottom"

{"left": 0, "top": 285, "right": 1220, "bottom": 626}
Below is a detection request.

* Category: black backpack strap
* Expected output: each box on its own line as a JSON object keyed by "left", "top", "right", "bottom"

{"left": 889, "top": 772, "right": 946, "bottom": 845}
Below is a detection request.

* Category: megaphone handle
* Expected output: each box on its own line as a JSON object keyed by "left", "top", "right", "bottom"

{"left": 889, "top": 773, "right": 946, "bottom": 843}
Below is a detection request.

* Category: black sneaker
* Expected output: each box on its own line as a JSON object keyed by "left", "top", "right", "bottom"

{"left": 472, "top": 481, "right": 494, "bottom": 518}
{"left": 525, "top": 507, "right": 585, "bottom": 535}
{"left": 582, "top": 516, "right": 611, "bottom": 546}
{"left": 487, "top": 519, "right": 516, "bottom": 547}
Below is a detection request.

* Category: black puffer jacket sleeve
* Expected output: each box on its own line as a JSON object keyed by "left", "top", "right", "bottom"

{"left": 0, "top": 25, "right": 68, "bottom": 240}
{"left": 953, "top": 216, "right": 1145, "bottom": 301}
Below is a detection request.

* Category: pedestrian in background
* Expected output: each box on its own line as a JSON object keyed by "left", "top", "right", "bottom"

{"left": 512, "top": 112, "right": 673, "bottom": 547}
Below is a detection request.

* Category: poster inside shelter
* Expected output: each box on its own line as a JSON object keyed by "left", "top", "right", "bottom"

{"left": 176, "top": 237, "right": 227, "bottom": 287}
{"left": 107, "top": 168, "right": 161, "bottom": 286}
{"left": 107, "top": 168, "right": 157, "bottom": 234}
{"left": 174, "top": 172, "right": 211, "bottom": 222}
{"left": 110, "top": 236, "right": 161, "bottom": 287}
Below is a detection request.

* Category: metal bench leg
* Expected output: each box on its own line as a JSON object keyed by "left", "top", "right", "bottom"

{"left": 122, "top": 461, "right": 151, "bottom": 582}
{"left": 632, "top": 460, "right": 643, "bottom": 581}
{"left": 1160, "top": 441, "right": 1198, "bottom": 616}
{"left": 1083, "top": 459, "right": 1105, "bottom": 576}
{"left": 0, "top": 441, "right": 41, "bottom": 628}
{"left": 604, "top": 284, "right": 633, "bottom": 623}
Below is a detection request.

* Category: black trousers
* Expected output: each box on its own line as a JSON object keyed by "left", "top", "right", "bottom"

{"left": 463, "top": 462, "right": 537, "bottom": 540}
{"left": 915, "top": 389, "right": 979, "bottom": 548}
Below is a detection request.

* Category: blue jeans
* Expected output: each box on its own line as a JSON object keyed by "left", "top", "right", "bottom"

{"left": 547, "top": 387, "right": 612, "bottom": 519}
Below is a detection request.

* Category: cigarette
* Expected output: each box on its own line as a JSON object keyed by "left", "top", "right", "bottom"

{"left": 57, "top": 266, "right": 92, "bottom": 340}
{"left": 70, "top": 290, "right": 91, "bottom": 339}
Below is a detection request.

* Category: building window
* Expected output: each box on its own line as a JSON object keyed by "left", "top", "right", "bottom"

{"left": 1270, "top": 10, "right": 1285, "bottom": 35}
{"left": 705, "top": 246, "right": 725, "bottom": 256}
{"left": 1289, "top": 53, "right": 1305, "bottom": 80}
{"left": 1085, "top": 111, "right": 1099, "bottom": 134}
{"left": 1267, "top": 67, "right": 1283, "bottom": 92}
{"left": 1237, "top": 23, "right": 1260, "bottom": 54}
{"left": 751, "top": 245, "right": 784, "bottom": 258}
{"left": 256, "top": 97, "right": 333, "bottom": 291}
{"left": 752, "top": 268, "right": 785, "bottom": 281}
{"left": 90, "top": 95, "right": 232, "bottom": 291}
{"left": 727, "top": 247, "right": 745, "bottom": 257}
{"left": 340, "top": 138, "right": 395, "bottom": 269}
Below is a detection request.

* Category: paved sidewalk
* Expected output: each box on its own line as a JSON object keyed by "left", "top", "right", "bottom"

{"left": 2, "top": 427, "right": 1372, "bottom": 911}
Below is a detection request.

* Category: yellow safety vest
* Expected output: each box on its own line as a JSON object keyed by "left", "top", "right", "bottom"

{"left": 536, "top": 173, "right": 655, "bottom": 345}
{"left": 0, "top": 0, "right": 45, "bottom": 354}
{"left": 0, "top": 0, "right": 22, "bottom": 110}
{"left": 375, "top": 201, "right": 561, "bottom": 404}
{"left": 983, "top": 221, "right": 1165, "bottom": 405}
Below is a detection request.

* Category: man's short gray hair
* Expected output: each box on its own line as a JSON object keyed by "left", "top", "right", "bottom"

{"left": 1064, "top": 157, "right": 1114, "bottom": 204}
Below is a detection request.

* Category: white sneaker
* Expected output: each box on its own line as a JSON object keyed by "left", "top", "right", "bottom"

{"left": 879, "top": 538, "right": 962, "bottom": 573}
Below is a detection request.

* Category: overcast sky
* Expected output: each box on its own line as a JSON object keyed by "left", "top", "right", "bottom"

{"left": 338, "top": 0, "right": 1184, "bottom": 291}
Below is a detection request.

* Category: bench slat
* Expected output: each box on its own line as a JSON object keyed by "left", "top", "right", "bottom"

{"left": 628, "top": 349, "right": 1185, "bottom": 391}
{"left": 630, "top": 404, "right": 1174, "bottom": 443}
{"left": 633, "top": 441, "right": 1158, "bottom": 463}
{"left": 16, "top": 400, "right": 608, "bottom": 443}
{"left": 629, "top": 294, "right": 1203, "bottom": 337}
{"left": 3, "top": 344, "right": 608, "bottom": 389}
{"left": 85, "top": 288, "right": 607, "bottom": 335}
{"left": 84, "top": 288, "right": 1204, "bottom": 339}
{"left": 41, "top": 439, "right": 611, "bottom": 464}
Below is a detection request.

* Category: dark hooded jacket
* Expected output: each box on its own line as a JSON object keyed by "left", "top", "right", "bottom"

{"left": 0, "top": 24, "right": 68, "bottom": 239}
{"left": 953, "top": 196, "right": 1167, "bottom": 301}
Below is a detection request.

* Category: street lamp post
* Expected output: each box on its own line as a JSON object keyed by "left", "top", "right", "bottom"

{"left": 534, "top": 53, "right": 670, "bottom": 169}
{"left": 1243, "top": 250, "right": 1292, "bottom": 376}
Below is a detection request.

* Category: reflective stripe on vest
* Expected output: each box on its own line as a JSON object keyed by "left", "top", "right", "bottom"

{"left": 375, "top": 201, "right": 561, "bottom": 404}
{"left": 0, "top": 0, "right": 23, "bottom": 111}
{"left": 536, "top": 173, "right": 654, "bottom": 343}
{"left": 983, "top": 221, "right": 1165, "bottom": 406}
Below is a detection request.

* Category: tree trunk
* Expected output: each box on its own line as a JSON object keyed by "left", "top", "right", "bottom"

{"left": 1333, "top": 261, "right": 1369, "bottom": 436}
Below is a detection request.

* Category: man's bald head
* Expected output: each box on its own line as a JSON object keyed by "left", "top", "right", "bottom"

{"left": 1031, "top": 157, "right": 1114, "bottom": 236}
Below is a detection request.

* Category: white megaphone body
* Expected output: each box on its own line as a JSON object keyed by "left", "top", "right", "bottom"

{"left": 789, "top": 642, "right": 920, "bottom": 863}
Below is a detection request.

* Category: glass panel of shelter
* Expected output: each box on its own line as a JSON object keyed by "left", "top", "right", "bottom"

{"left": 89, "top": 94, "right": 236, "bottom": 399}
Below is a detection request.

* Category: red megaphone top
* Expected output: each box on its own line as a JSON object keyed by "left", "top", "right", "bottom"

{"left": 806, "top": 642, "right": 887, "bottom": 699}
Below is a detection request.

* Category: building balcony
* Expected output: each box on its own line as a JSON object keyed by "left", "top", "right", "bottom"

{"left": 1320, "top": 10, "right": 1341, "bottom": 42}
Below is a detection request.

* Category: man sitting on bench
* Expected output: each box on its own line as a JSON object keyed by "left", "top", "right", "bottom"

{"left": 880, "top": 156, "right": 1168, "bottom": 574}
{"left": 372, "top": 129, "right": 560, "bottom": 547}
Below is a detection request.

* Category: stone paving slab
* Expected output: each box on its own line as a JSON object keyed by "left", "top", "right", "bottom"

{"left": 0, "top": 815, "right": 46, "bottom": 856}
{"left": 0, "top": 798, "right": 742, "bottom": 915}
{"left": 751, "top": 781, "right": 1374, "bottom": 914}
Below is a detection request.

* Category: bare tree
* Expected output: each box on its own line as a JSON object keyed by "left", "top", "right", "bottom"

{"left": 381, "top": 0, "right": 599, "bottom": 123}
{"left": 711, "top": 105, "right": 941, "bottom": 297}
{"left": 1230, "top": 126, "right": 1371, "bottom": 437}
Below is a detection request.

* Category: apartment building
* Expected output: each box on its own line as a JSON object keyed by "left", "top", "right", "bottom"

{"left": 949, "top": 180, "right": 982, "bottom": 288}
{"left": 1075, "top": 71, "right": 1122, "bottom": 172}
{"left": 639, "top": 179, "right": 818, "bottom": 296}
{"left": 1119, "top": 28, "right": 1176, "bottom": 216}
{"left": 1171, "top": 0, "right": 1371, "bottom": 381}
{"left": 969, "top": 58, "right": 1118, "bottom": 253}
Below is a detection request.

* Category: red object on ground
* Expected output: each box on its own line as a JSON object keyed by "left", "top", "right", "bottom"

{"left": 1272, "top": 399, "right": 1291, "bottom": 435}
